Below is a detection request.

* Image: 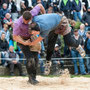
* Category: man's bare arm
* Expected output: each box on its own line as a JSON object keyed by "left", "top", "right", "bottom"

{"left": 13, "top": 35, "right": 30, "bottom": 45}
{"left": 37, "top": 4, "right": 46, "bottom": 14}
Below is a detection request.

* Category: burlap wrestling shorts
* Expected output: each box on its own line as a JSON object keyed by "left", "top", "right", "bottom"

{"left": 55, "top": 16, "right": 71, "bottom": 36}
{"left": 29, "top": 35, "right": 41, "bottom": 52}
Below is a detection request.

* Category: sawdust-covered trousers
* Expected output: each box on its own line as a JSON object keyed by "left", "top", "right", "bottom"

{"left": 18, "top": 43, "right": 39, "bottom": 78}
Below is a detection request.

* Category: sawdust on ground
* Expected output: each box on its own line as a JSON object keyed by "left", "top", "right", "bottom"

{"left": 0, "top": 71, "right": 90, "bottom": 90}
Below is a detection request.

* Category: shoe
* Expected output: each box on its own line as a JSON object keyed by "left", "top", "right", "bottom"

{"left": 81, "top": 73, "right": 87, "bottom": 75}
{"left": 10, "top": 73, "right": 15, "bottom": 76}
{"left": 76, "top": 45, "right": 86, "bottom": 58}
{"left": 87, "top": 72, "right": 90, "bottom": 75}
{"left": 74, "top": 73, "right": 78, "bottom": 75}
{"left": 32, "top": 75, "right": 39, "bottom": 84}
{"left": 44, "top": 61, "right": 52, "bottom": 75}
{"left": 28, "top": 76, "right": 39, "bottom": 85}
{"left": 20, "top": 73, "right": 26, "bottom": 76}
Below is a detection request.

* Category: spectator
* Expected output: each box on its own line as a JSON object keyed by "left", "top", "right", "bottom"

{"left": 53, "top": 2, "right": 59, "bottom": 13}
{"left": 5, "top": 46, "right": 25, "bottom": 76}
{"left": 9, "top": 39, "right": 25, "bottom": 64}
{"left": 0, "top": 3, "right": 10, "bottom": 22}
{"left": 82, "top": 0, "right": 89, "bottom": 11}
{"left": 8, "top": 0, "right": 18, "bottom": 21}
{"left": 20, "top": 0, "right": 32, "bottom": 14}
{"left": 82, "top": 7, "right": 90, "bottom": 31}
{"left": 0, "top": 0, "right": 9, "bottom": 8}
{"left": 78, "top": 23, "right": 86, "bottom": 42}
{"left": 46, "top": 5, "right": 54, "bottom": 13}
{"left": 0, "top": 24, "right": 10, "bottom": 42}
{"left": 42, "top": 0, "right": 48, "bottom": 10}
{"left": 69, "top": 19, "right": 76, "bottom": 35}
{"left": 70, "top": 29, "right": 86, "bottom": 75}
{"left": 40, "top": 41, "right": 46, "bottom": 57}
{"left": 52, "top": 44, "right": 64, "bottom": 70}
{"left": 60, "top": 0, "right": 72, "bottom": 18}
{"left": 3, "top": 13, "right": 13, "bottom": 28}
{"left": 0, "top": 32, "right": 9, "bottom": 65}
{"left": 32, "top": 0, "right": 37, "bottom": 6}
{"left": 84, "top": 31, "right": 90, "bottom": 74}
{"left": 15, "top": 0, "right": 22, "bottom": 13}
{"left": 38, "top": 53, "right": 45, "bottom": 75}
{"left": 37, "top": 0, "right": 42, "bottom": 4}
{"left": 0, "top": 18, "right": 2, "bottom": 30}
{"left": 72, "top": 0, "right": 82, "bottom": 21}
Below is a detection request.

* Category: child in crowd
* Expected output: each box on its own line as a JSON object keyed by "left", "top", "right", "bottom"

{"left": 78, "top": 24, "right": 86, "bottom": 42}
{"left": 52, "top": 44, "right": 64, "bottom": 70}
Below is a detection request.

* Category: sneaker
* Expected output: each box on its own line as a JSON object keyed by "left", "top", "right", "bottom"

{"left": 76, "top": 45, "right": 86, "bottom": 58}
{"left": 44, "top": 61, "right": 52, "bottom": 75}
{"left": 74, "top": 73, "right": 78, "bottom": 75}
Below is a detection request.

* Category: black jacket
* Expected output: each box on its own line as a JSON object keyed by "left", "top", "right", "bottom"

{"left": 82, "top": 12, "right": 90, "bottom": 26}
{"left": 60, "top": 0, "right": 72, "bottom": 11}
{"left": 72, "top": 0, "right": 81, "bottom": 12}
{"left": 0, "top": 38, "right": 9, "bottom": 51}
{"left": 72, "top": 35, "right": 84, "bottom": 51}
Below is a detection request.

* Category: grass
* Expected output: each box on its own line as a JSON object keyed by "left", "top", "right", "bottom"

{"left": 71, "top": 74, "right": 90, "bottom": 78}
{"left": 0, "top": 74, "right": 90, "bottom": 78}
{"left": 41, "top": 74, "right": 90, "bottom": 78}
{"left": 0, "top": 75, "right": 27, "bottom": 78}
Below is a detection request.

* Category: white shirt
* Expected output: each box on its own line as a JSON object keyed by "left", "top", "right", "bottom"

{"left": 28, "top": 0, "right": 32, "bottom": 7}
{"left": 88, "top": 0, "right": 90, "bottom": 7}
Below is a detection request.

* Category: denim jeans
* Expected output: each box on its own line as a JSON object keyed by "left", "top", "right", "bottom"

{"left": 86, "top": 54, "right": 90, "bottom": 73}
{"left": 39, "top": 60, "right": 45, "bottom": 73}
{"left": 73, "top": 11, "right": 82, "bottom": 21}
{"left": 1, "top": 52, "right": 7, "bottom": 65}
{"left": 71, "top": 50, "right": 86, "bottom": 74}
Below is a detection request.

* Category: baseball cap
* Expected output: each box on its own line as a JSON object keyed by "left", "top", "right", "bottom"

{"left": 55, "top": 44, "right": 59, "bottom": 47}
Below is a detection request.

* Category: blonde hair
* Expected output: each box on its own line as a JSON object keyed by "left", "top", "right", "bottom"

{"left": 80, "top": 24, "right": 85, "bottom": 28}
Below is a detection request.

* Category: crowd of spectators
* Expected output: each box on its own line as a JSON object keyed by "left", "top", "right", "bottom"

{"left": 0, "top": 0, "right": 90, "bottom": 75}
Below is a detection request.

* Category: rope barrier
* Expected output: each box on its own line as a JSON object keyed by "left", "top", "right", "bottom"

{"left": 0, "top": 57, "right": 90, "bottom": 61}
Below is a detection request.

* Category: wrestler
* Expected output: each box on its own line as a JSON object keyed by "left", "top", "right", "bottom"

{"left": 28, "top": 13, "right": 86, "bottom": 75}
{"left": 13, "top": 4, "right": 45, "bottom": 85}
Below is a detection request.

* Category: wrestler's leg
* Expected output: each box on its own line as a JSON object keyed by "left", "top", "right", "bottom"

{"left": 18, "top": 44, "right": 38, "bottom": 84}
{"left": 31, "top": 52, "right": 39, "bottom": 83}
{"left": 46, "top": 30, "right": 58, "bottom": 61}
{"left": 44, "top": 30, "right": 58, "bottom": 75}
{"left": 56, "top": 16, "right": 85, "bottom": 57}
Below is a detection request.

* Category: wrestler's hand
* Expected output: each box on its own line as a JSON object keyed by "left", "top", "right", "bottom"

{"left": 24, "top": 39, "right": 31, "bottom": 46}
{"left": 28, "top": 42, "right": 34, "bottom": 46}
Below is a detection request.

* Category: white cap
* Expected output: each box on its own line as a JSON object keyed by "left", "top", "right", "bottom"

{"left": 55, "top": 44, "right": 59, "bottom": 47}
